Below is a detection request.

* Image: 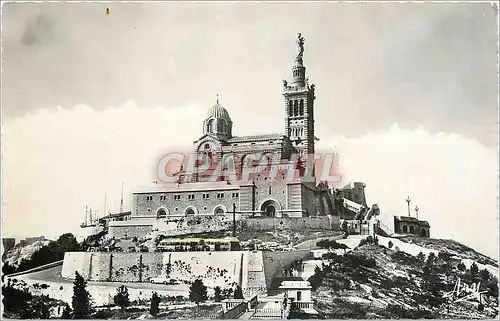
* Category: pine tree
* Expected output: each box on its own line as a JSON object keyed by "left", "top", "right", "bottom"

{"left": 114, "top": 285, "right": 131, "bottom": 310}
{"left": 61, "top": 303, "right": 72, "bottom": 319}
{"left": 233, "top": 285, "right": 244, "bottom": 299}
{"left": 72, "top": 271, "right": 92, "bottom": 319}
{"left": 214, "top": 286, "right": 222, "bottom": 302}
{"left": 470, "top": 262, "right": 479, "bottom": 277}
{"left": 189, "top": 279, "right": 208, "bottom": 304}
{"left": 149, "top": 292, "right": 160, "bottom": 317}
{"left": 416, "top": 252, "right": 425, "bottom": 264}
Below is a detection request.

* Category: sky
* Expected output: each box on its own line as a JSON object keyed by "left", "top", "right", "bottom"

{"left": 1, "top": 2, "right": 498, "bottom": 259}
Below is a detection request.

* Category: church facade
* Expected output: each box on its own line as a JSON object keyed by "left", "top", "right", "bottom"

{"left": 108, "top": 34, "right": 338, "bottom": 237}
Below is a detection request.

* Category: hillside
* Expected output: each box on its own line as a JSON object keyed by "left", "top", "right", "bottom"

{"left": 2, "top": 241, "right": 50, "bottom": 268}
{"left": 307, "top": 237, "right": 499, "bottom": 319}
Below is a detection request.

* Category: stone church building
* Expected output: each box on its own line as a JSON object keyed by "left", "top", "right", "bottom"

{"left": 108, "top": 34, "right": 340, "bottom": 237}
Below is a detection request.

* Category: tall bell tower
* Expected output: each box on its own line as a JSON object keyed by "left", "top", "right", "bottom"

{"left": 283, "top": 33, "right": 316, "bottom": 176}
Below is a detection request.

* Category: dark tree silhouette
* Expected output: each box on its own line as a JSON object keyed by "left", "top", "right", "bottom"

{"left": 214, "top": 286, "right": 222, "bottom": 302}
{"left": 28, "top": 296, "right": 50, "bottom": 319}
{"left": 113, "top": 285, "right": 131, "bottom": 310}
{"left": 189, "top": 279, "right": 208, "bottom": 304}
{"left": 72, "top": 271, "right": 92, "bottom": 319}
{"left": 469, "top": 262, "right": 479, "bottom": 278}
{"left": 416, "top": 252, "right": 426, "bottom": 264}
{"left": 233, "top": 285, "right": 244, "bottom": 299}
{"left": 61, "top": 303, "right": 72, "bottom": 319}
{"left": 1, "top": 283, "right": 32, "bottom": 316}
{"left": 2, "top": 262, "right": 16, "bottom": 275}
{"left": 57, "top": 233, "right": 80, "bottom": 253}
{"left": 149, "top": 292, "right": 160, "bottom": 317}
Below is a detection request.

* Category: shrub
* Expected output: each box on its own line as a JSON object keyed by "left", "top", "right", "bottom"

{"left": 189, "top": 279, "right": 208, "bottom": 304}
{"left": 113, "top": 285, "right": 130, "bottom": 310}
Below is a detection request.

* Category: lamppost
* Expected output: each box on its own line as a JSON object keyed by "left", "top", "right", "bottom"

{"left": 405, "top": 196, "right": 411, "bottom": 217}
{"left": 415, "top": 206, "right": 419, "bottom": 220}
{"left": 232, "top": 203, "right": 236, "bottom": 237}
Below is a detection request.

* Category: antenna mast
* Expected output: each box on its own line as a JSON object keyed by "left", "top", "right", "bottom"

{"left": 120, "top": 183, "right": 124, "bottom": 213}
{"left": 104, "top": 190, "right": 107, "bottom": 217}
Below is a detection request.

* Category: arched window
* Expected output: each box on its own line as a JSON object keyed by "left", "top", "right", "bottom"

{"left": 157, "top": 209, "right": 167, "bottom": 219}
{"left": 207, "top": 119, "right": 213, "bottom": 133}
{"left": 288, "top": 101, "right": 293, "bottom": 116}
{"left": 409, "top": 226, "right": 415, "bottom": 234}
{"left": 294, "top": 100, "right": 299, "bottom": 116}
{"left": 217, "top": 119, "right": 225, "bottom": 133}
{"left": 299, "top": 100, "right": 304, "bottom": 115}
{"left": 186, "top": 208, "right": 195, "bottom": 215}
{"left": 402, "top": 225, "right": 408, "bottom": 233}
{"left": 214, "top": 207, "right": 225, "bottom": 215}
{"left": 420, "top": 229, "right": 426, "bottom": 237}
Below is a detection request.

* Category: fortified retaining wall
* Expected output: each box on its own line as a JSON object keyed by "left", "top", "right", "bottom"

{"left": 62, "top": 251, "right": 255, "bottom": 289}
{"left": 62, "top": 249, "right": 312, "bottom": 293}
{"left": 242, "top": 216, "right": 338, "bottom": 231}
{"left": 261, "top": 250, "right": 312, "bottom": 289}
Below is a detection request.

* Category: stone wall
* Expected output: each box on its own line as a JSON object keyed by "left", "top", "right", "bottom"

{"left": 62, "top": 249, "right": 313, "bottom": 293}
{"left": 62, "top": 252, "right": 92, "bottom": 279}
{"left": 246, "top": 251, "right": 267, "bottom": 295}
{"left": 162, "top": 251, "right": 246, "bottom": 289}
{"left": 108, "top": 224, "right": 153, "bottom": 239}
{"left": 62, "top": 252, "right": 163, "bottom": 282}
{"left": 241, "top": 216, "right": 335, "bottom": 231}
{"left": 254, "top": 180, "right": 287, "bottom": 212}
{"left": 62, "top": 251, "right": 255, "bottom": 289}
{"left": 262, "top": 250, "right": 312, "bottom": 289}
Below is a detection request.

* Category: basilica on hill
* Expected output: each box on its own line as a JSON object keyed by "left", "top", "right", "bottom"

{"left": 105, "top": 34, "right": 342, "bottom": 239}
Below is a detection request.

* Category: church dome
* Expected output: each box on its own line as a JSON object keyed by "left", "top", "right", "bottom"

{"left": 207, "top": 103, "right": 231, "bottom": 121}
{"left": 203, "top": 101, "right": 233, "bottom": 139}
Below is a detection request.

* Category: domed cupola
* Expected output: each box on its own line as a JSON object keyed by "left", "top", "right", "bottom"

{"left": 203, "top": 96, "right": 233, "bottom": 140}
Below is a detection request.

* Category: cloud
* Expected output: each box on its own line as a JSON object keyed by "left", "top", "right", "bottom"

{"left": 2, "top": 104, "right": 497, "bottom": 259}
{"left": 21, "top": 14, "right": 61, "bottom": 46}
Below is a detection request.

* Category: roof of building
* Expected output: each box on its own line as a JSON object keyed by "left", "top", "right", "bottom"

{"left": 227, "top": 133, "right": 286, "bottom": 143}
{"left": 207, "top": 103, "right": 231, "bottom": 121}
{"left": 100, "top": 211, "right": 132, "bottom": 220}
{"left": 133, "top": 181, "right": 239, "bottom": 194}
{"left": 395, "top": 216, "right": 430, "bottom": 226}
{"left": 279, "top": 280, "right": 311, "bottom": 289}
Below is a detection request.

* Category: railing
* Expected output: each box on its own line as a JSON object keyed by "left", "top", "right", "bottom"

{"left": 221, "top": 301, "right": 248, "bottom": 319}
{"left": 223, "top": 299, "right": 246, "bottom": 310}
{"left": 294, "top": 301, "right": 314, "bottom": 309}
{"left": 253, "top": 308, "right": 283, "bottom": 319}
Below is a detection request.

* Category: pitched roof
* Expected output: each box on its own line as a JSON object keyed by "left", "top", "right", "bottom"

{"left": 396, "top": 216, "right": 430, "bottom": 226}
{"left": 100, "top": 211, "right": 132, "bottom": 220}
{"left": 227, "top": 133, "right": 286, "bottom": 143}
